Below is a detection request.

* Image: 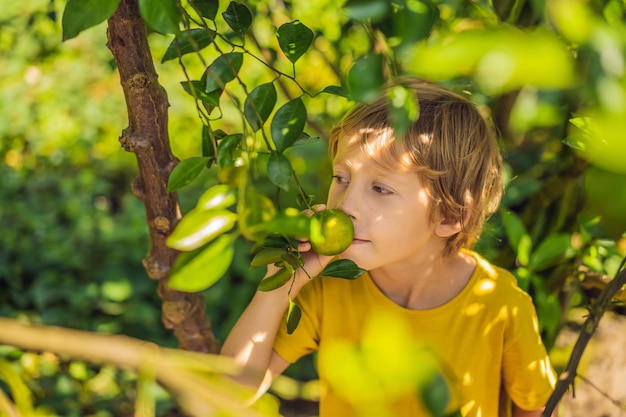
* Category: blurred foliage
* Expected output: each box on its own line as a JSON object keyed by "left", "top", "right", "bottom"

{"left": 2, "top": 0, "right": 626, "bottom": 416}
{"left": 0, "top": 346, "right": 172, "bottom": 417}
{"left": 1, "top": 1, "right": 175, "bottom": 415}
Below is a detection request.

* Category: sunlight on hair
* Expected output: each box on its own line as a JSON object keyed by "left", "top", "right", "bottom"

{"left": 359, "top": 128, "right": 395, "bottom": 159}
{"left": 356, "top": 127, "right": 431, "bottom": 175}
{"left": 418, "top": 132, "right": 432, "bottom": 145}
{"left": 399, "top": 152, "right": 414, "bottom": 168}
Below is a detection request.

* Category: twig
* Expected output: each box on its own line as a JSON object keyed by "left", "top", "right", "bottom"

{"left": 578, "top": 374, "right": 626, "bottom": 410}
{"left": 0, "top": 317, "right": 272, "bottom": 417}
{"left": 542, "top": 258, "right": 626, "bottom": 416}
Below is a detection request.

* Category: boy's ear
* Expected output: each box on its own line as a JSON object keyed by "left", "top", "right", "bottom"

{"left": 434, "top": 203, "right": 471, "bottom": 238}
{"left": 434, "top": 217, "right": 462, "bottom": 238}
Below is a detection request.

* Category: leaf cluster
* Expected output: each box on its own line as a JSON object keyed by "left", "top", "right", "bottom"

{"left": 52, "top": 0, "right": 626, "bottom": 414}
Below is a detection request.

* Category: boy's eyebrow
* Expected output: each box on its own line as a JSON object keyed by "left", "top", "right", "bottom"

{"left": 331, "top": 158, "right": 357, "bottom": 171}
{"left": 332, "top": 157, "right": 405, "bottom": 181}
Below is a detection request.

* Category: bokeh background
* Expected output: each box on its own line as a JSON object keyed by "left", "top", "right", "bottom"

{"left": 2, "top": 0, "right": 626, "bottom": 416}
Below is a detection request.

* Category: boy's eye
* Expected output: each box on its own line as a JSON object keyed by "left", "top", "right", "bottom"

{"left": 373, "top": 185, "right": 392, "bottom": 195}
{"left": 332, "top": 175, "right": 348, "bottom": 184}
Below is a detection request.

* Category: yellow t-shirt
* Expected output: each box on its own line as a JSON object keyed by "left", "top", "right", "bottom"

{"left": 273, "top": 251, "right": 556, "bottom": 417}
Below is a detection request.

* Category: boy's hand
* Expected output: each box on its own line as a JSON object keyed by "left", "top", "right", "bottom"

{"left": 259, "top": 204, "right": 336, "bottom": 297}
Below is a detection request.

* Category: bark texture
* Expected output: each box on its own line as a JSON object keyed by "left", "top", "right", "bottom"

{"left": 106, "top": 0, "right": 220, "bottom": 353}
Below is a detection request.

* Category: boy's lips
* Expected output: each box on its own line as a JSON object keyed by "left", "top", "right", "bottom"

{"left": 352, "top": 238, "right": 369, "bottom": 244}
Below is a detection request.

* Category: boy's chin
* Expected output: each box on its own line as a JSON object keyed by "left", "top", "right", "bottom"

{"left": 336, "top": 252, "right": 370, "bottom": 271}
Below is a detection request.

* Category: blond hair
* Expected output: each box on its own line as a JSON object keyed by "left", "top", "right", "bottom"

{"left": 328, "top": 78, "right": 503, "bottom": 256}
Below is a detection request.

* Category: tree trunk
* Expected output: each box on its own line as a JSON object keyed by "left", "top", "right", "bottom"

{"left": 106, "top": 0, "right": 220, "bottom": 353}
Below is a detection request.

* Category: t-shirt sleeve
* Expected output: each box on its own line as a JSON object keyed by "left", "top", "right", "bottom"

{"left": 502, "top": 288, "right": 557, "bottom": 410}
{"left": 272, "top": 277, "right": 323, "bottom": 364}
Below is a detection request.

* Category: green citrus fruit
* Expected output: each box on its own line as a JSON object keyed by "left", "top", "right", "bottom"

{"left": 310, "top": 209, "right": 354, "bottom": 256}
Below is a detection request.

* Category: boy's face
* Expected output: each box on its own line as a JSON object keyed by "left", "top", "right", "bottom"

{"left": 327, "top": 134, "right": 448, "bottom": 271}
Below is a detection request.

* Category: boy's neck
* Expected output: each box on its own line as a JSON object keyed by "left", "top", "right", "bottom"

{"left": 368, "top": 250, "right": 477, "bottom": 310}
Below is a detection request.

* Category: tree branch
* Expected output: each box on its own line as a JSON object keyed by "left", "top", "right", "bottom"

{"left": 106, "top": 0, "right": 219, "bottom": 353}
{"left": 0, "top": 318, "right": 268, "bottom": 417}
{"left": 542, "top": 260, "right": 626, "bottom": 416}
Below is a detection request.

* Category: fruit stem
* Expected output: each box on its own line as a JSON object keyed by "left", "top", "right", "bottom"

{"left": 292, "top": 171, "right": 313, "bottom": 210}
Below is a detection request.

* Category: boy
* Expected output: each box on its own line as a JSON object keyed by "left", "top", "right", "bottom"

{"left": 221, "top": 79, "right": 557, "bottom": 416}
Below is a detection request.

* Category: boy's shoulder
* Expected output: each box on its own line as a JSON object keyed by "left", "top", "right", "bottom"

{"left": 467, "top": 249, "right": 532, "bottom": 304}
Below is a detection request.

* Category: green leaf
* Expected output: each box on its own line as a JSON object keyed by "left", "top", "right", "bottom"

{"left": 319, "top": 259, "right": 366, "bottom": 279}
{"left": 222, "top": 1, "right": 252, "bottom": 33}
{"left": 244, "top": 82, "right": 277, "bottom": 131}
{"left": 0, "top": 358, "right": 35, "bottom": 415}
{"left": 217, "top": 134, "right": 243, "bottom": 167}
{"left": 161, "top": 28, "right": 216, "bottom": 63}
{"left": 387, "top": 84, "right": 419, "bottom": 137}
{"left": 518, "top": 235, "right": 532, "bottom": 268}
{"left": 277, "top": 20, "right": 314, "bottom": 64}
{"left": 501, "top": 210, "right": 528, "bottom": 254}
{"left": 322, "top": 85, "right": 348, "bottom": 97}
{"left": 281, "top": 253, "right": 301, "bottom": 269}
{"left": 394, "top": 0, "right": 438, "bottom": 48}
{"left": 346, "top": 53, "right": 384, "bottom": 102}
{"left": 181, "top": 80, "right": 221, "bottom": 111}
{"left": 250, "top": 208, "right": 312, "bottom": 239}
{"left": 271, "top": 98, "right": 307, "bottom": 152}
{"left": 201, "top": 125, "right": 215, "bottom": 158}
{"left": 166, "top": 209, "right": 237, "bottom": 251}
{"left": 296, "top": 193, "right": 315, "bottom": 208}
{"left": 204, "top": 52, "right": 244, "bottom": 93}
{"left": 292, "top": 132, "right": 320, "bottom": 147}
{"left": 189, "top": 0, "right": 219, "bottom": 20}
{"left": 513, "top": 267, "right": 531, "bottom": 292}
{"left": 256, "top": 234, "right": 295, "bottom": 250}
{"left": 405, "top": 27, "right": 575, "bottom": 94}
{"left": 138, "top": 0, "right": 181, "bottom": 34}
{"left": 504, "top": 175, "right": 542, "bottom": 206}
{"left": 286, "top": 301, "right": 302, "bottom": 334}
{"left": 197, "top": 184, "right": 237, "bottom": 211}
{"left": 528, "top": 233, "right": 572, "bottom": 272}
{"left": 344, "top": 0, "right": 390, "bottom": 21}
{"left": 420, "top": 371, "right": 450, "bottom": 417}
{"left": 167, "top": 156, "right": 210, "bottom": 192}
{"left": 62, "top": 0, "right": 121, "bottom": 41}
{"left": 238, "top": 189, "right": 277, "bottom": 242}
{"left": 267, "top": 152, "right": 292, "bottom": 191}
{"left": 309, "top": 215, "right": 323, "bottom": 246}
{"left": 168, "top": 234, "right": 235, "bottom": 292}
{"left": 532, "top": 283, "right": 561, "bottom": 337}
{"left": 250, "top": 247, "right": 289, "bottom": 268}
{"left": 562, "top": 134, "right": 586, "bottom": 152}
{"left": 257, "top": 265, "right": 294, "bottom": 291}
{"left": 218, "top": 165, "right": 248, "bottom": 188}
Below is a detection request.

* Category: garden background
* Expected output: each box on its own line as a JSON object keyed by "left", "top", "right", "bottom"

{"left": 1, "top": 0, "right": 626, "bottom": 416}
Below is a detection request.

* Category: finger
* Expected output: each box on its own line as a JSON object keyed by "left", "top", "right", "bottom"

{"left": 296, "top": 240, "right": 312, "bottom": 252}
{"left": 302, "top": 204, "right": 326, "bottom": 217}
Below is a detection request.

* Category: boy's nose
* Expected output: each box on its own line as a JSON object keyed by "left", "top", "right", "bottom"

{"left": 336, "top": 188, "right": 359, "bottom": 221}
